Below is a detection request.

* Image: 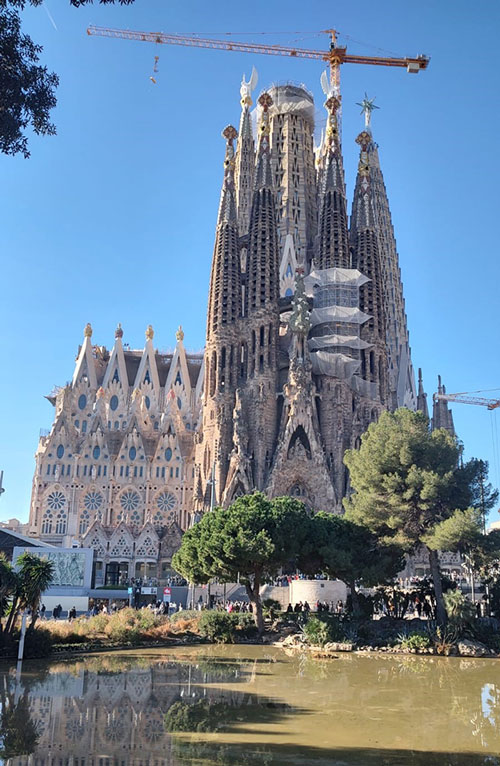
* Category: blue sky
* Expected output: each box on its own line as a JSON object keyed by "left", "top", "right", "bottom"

{"left": 1, "top": 0, "right": 500, "bottom": 524}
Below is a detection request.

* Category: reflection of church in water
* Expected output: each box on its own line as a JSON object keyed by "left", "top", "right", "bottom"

{"left": 3, "top": 656, "right": 269, "bottom": 766}
{"left": 27, "top": 68, "right": 454, "bottom": 584}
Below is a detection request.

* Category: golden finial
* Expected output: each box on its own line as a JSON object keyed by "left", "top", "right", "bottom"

{"left": 145, "top": 324, "right": 154, "bottom": 341}
{"left": 325, "top": 96, "right": 340, "bottom": 115}
{"left": 222, "top": 125, "right": 237, "bottom": 142}
{"left": 96, "top": 386, "right": 105, "bottom": 399}
{"left": 115, "top": 323, "right": 123, "bottom": 339}
{"left": 176, "top": 325, "right": 184, "bottom": 342}
{"left": 258, "top": 92, "right": 273, "bottom": 112}
{"left": 84, "top": 323, "right": 93, "bottom": 338}
{"left": 356, "top": 131, "right": 371, "bottom": 149}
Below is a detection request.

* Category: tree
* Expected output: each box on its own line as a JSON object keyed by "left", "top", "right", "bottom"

{"left": 172, "top": 493, "right": 314, "bottom": 635}
{"left": 344, "top": 409, "right": 475, "bottom": 626}
{"left": 0, "top": 552, "right": 54, "bottom": 636}
{"left": 312, "top": 513, "right": 404, "bottom": 616}
{"left": 0, "top": 0, "right": 135, "bottom": 157}
{"left": 465, "top": 458, "right": 499, "bottom": 533}
{"left": 17, "top": 552, "right": 54, "bottom": 630}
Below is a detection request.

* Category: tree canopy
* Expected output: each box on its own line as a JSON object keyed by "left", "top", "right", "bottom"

{"left": 343, "top": 408, "right": 481, "bottom": 625}
{"left": 172, "top": 493, "right": 314, "bottom": 634}
{"left": 0, "top": 0, "right": 136, "bottom": 157}
{"left": 312, "top": 513, "right": 404, "bottom": 615}
{"left": 0, "top": 551, "right": 54, "bottom": 636}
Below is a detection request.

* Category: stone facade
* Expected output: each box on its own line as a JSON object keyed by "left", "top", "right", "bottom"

{"left": 28, "top": 323, "right": 201, "bottom": 584}
{"left": 28, "top": 72, "right": 454, "bottom": 576}
{"left": 195, "top": 76, "right": 430, "bottom": 514}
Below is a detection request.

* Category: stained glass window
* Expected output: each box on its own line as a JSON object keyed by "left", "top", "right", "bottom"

{"left": 120, "top": 490, "right": 140, "bottom": 512}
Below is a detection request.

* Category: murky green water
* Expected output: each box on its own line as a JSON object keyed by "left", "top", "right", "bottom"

{"left": 0, "top": 646, "right": 498, "bottom": 765}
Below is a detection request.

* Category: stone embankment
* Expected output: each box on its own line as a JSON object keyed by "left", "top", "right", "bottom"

{"left": 275, "top": 633, "right": 498, "bottom": 658}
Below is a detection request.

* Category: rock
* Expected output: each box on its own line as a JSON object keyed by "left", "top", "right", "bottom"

{"left": 323, "top": 642, "right": 353, "bottom": 653}
{"left": 457, "top": 639, "right": 490, "bottom": 657}
{"left": 281, "top": 633, "right": 304, "bottom": 647}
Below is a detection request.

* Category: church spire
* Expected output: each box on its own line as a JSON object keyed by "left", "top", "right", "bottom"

{"left": 432, "top": 375, "right": 455, "bottom": 435}
{"left": 235, "top": 69, "right": 257, "bottom": 236}
{"left": 416, "top": 368, "right": 429, "bottom": 419}
{"left": 317, "top": 95, "right": 350, "bottom": 269}
{"left": 350, "top": 128, "right": 388, "bottom": 404}
{"left": 206, "top": 125, "right": 241, "bottom": 341}
{"left": 352, "top": 98, "right": 417, "bottom": 409}
{"left": 245, "top": 92, "right": 280, "bottom": 315}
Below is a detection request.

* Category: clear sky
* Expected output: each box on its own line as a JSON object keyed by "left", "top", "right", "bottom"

{"left": 1, "top": 0, "right": 500, "bottom": 525}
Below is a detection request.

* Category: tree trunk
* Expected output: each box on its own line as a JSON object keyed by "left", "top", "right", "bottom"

{"left": 245, "top": 576, "right": 264, "bottom": 636}
{"left": 5, "top": 597, "right": 20, "bottom": 635}
{"left": 349, "top": 580, "right": 361, "bottom": 618}
{"left": 427, "top": 547, "right": 447, "bottom": 626}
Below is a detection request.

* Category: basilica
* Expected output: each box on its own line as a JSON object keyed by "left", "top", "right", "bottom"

{"left": 27, "top": 72, "right": 453, "bottom": 584}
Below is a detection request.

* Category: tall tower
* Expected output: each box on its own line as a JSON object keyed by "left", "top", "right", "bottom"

{"left": 200, "top": 125, "right": 242, "bottom": 505}
{"left": 317, "top": 96, "right": 350, "bottom": 270}
{"left": 242, "top": 92, "right": 281, "bottom": 490}
{"left": 350, "top": 128, "right": 389, "bottom": 406}
{"left": 268, "top": 85, "right": 318, "bottom": 287}
{"left": 196, "top": 73, "right": 420, "bottom": 515}
{"left": 353, "top": 98, "right": 417, "bottom": 409}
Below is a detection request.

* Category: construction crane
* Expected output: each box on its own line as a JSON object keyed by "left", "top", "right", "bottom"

{"left": 86, "top": 26, "right": 429, "bottom": 94}
{"left": 433, "top": 391, "right": 500, "bottom": 411}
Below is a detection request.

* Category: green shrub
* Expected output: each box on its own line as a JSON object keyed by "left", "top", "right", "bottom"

{"left": 263, "top": 598, "right": 282, "bottom": 619}
{"left": 302, "top": 617, "right": 332, "bottom": 647}
{"left": 23, "top": 627, "right": 53, "bottom": 658}
{"left": 198, "top": 612, "right": 237, "bottom": 643}
{"left": 397, "top": 631, "right": 431, "bottom": 650}
{"left": 444, "top": 590, "right": 475, "bottom": 633}
{"left": 169, "top": 609, "right": 200, "bottom": 623}
{"left": 235, "top": 613, "right": 258, "bottom": 638}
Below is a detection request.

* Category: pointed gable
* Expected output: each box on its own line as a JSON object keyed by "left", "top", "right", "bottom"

{"left": 72, "top": 324, "right": 98, "bottom": 389}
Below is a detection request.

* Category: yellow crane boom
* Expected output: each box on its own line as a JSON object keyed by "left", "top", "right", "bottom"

{"left": 86, "top": 26, "right": 429, "bottom": 93}
{"left": 433, "top": 392, "right": 500, "bottom": 411}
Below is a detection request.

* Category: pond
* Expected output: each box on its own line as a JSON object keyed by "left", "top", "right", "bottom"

{"left": 0, "top": 646, "right": 498, "bottom": 765}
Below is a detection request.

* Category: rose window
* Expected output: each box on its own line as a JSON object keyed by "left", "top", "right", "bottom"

{"left": 84, "top": 491, "right": 103, "bottom": 511}
{"left": 120, "top": 490, "right": 140, "bottom": 512}
{"left": 47, "top": 491, "right": 66, "bottom": 510}
{"left": 157, "top": 492, "right": 175, "bottom": 512}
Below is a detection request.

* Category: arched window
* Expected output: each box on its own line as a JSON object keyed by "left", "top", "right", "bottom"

{"left": 41, "top": 511, "right": 53, "bottom": 535}
{"left": 56, "top": 444, "right": 64, "bottom": 459}
{"left": 79, "top": 510, "right": 90, "bottom": 535}
{"left": 55, "top": 511, "right": 67, "bottom": 535}
{"left": 93, "top": 446, "right": 100, "bottom": 460}
{"left": 110, "top": 395, "right": 119, "bottom": 411}
{"left": 129, "top": 446, "right": 137, "bottom": 461}
{"left": 165, "top": 447, "right": 172, "bottom": 461}
{"left": 78, "top": 394, "right": 87, "bottom": 410}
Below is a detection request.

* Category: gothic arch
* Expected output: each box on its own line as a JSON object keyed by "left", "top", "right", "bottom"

{"left": 287, "top": 426, "right": 311, "bottom": 460}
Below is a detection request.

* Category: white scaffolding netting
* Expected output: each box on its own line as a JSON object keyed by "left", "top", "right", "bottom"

{"left": 304, "top": 268, "right": 369, "bottom": 292}
{"left": 310, "top": 306, "right": 371, "bottom": 325}
{"left": 351, "top": 375, "right": 377, "bottom": 399}
{"left": 302, "top": 265, "right": 377, "bottom": 399}
{"left": 311, "top": 351, "right": 361, "bottom": 378}
{"left": 308, "top": 334, "right": 372, "bottom": 351}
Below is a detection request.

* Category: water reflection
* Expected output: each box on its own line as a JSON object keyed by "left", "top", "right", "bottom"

{"left": 0, "top": 647, "right": 498, "bottom": 766}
